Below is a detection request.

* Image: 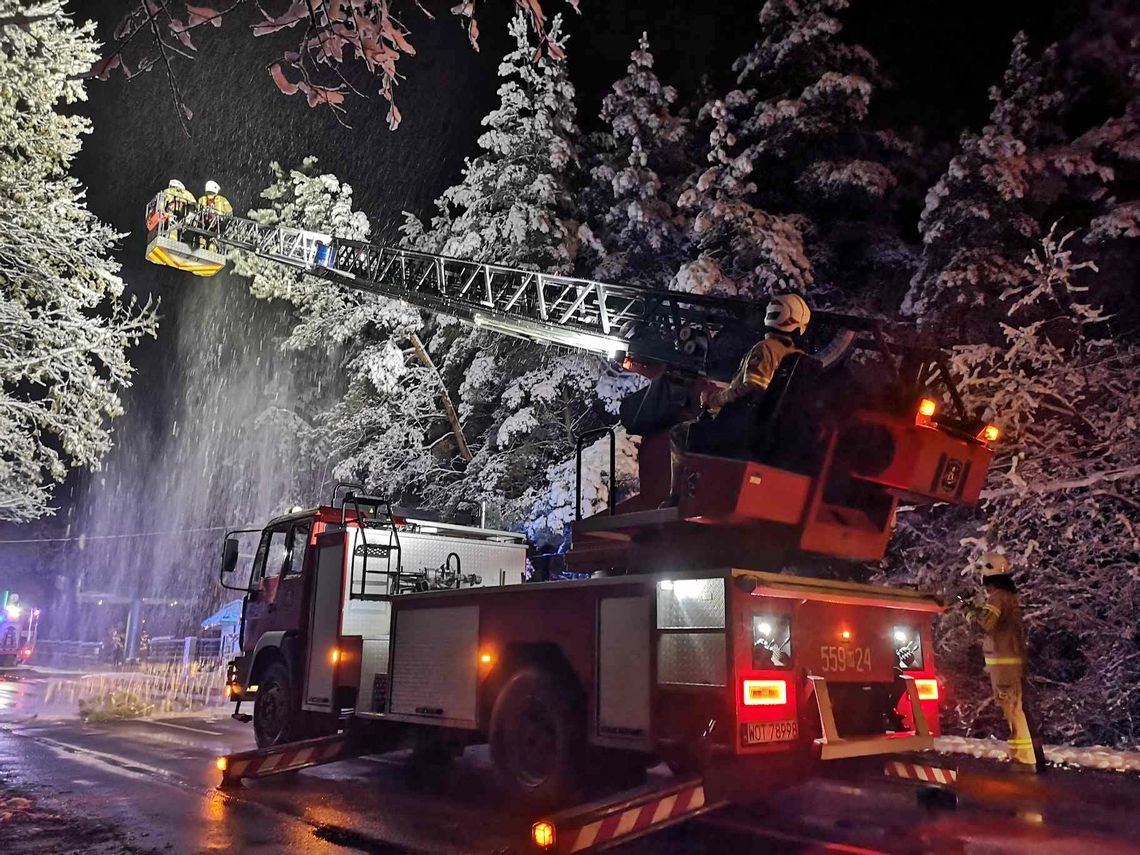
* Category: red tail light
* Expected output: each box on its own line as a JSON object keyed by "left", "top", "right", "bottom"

{"left": 743, "top": 679, "right": 787, "bottom": 706}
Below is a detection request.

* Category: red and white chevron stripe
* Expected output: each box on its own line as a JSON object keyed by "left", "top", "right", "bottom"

{"left": 567, "top": 783, "right": 707, "bottom": 853}
{"left": 883, "top": 760, "right": 958, "bottom": 785}
{"left": 222, "top": 737, "right": 346, "bottom": 782}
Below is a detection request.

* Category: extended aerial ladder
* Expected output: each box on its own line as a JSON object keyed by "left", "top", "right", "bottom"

{"left": 146, "top": 193, "right": 997, "bottom": 571}
{"left": 147, "top": 194, "right": 925, "bottom": 379}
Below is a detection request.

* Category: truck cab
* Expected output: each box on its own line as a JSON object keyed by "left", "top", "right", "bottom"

{"left": 223, "top": 495, "right": 528, "bottom": 749}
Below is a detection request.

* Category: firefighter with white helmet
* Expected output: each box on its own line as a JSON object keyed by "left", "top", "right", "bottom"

{"left": 975, "top": 551, "right": 1043, "bottom": 771}
{"left": 705, "top": 292, "right": 811, "bottom": 411}
{"left": 160, "top": 179, "right": 195, "bottom": 240}
{"left": 664, "top": 292, "right": 811, "bottom": 504}
{"left": 197, "top": 179, "right": 233, "bottom": 250}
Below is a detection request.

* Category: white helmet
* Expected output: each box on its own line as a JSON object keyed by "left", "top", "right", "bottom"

{"left": 980, "top": 552, "right": 1010, "bottom": 578}
{"left": 765, "top": 293, "right": 811, "bottom": 336}
{"left": 168, "top": 179, "right": 186, "bottom": 190}
{"left": 205, "top": 180, "right": 221, "bottom": 195}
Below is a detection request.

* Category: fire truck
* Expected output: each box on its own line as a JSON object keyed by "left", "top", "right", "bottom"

{"left": 149, "top": 195, "right": 995, "bottom": 845}
{"left": 0, "top": 592, "right": 40, "bottom": 667}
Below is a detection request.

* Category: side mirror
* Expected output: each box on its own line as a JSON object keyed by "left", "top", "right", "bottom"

{"left": 221, "top": 537, "right": 239, "bottom": 576}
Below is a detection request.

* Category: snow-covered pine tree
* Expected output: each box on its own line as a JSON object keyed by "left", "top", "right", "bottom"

{"left": 878, "top": 224, "right": 1140, "bottom": 747}
{"left": 676, "top": 0, "right": 901, "bottom": 301}
{"left": 232, "top": 159, "right": 466, "bottom": 504}
{"left": 902, "top": 34, "right": 1112, "bottom": 342}
{"left": 582, "top": 33, "right": 692, "bottom": 290}
{"left": 400, "top": 12, "right": 634, "bottom": 538}
{"left": 0, "top": 1, "right": 157, "bottom": 521}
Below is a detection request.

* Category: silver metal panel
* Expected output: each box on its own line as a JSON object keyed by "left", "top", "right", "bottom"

{"left": 657, "top": 578, "right": 726, "bottom": 630}
{"left": 657, "top": 633, "right": 727, "bottom": 687}
{"left": 596, "top": 597, "right": 651, "bottom": 747}
{"left": 356, "top": 638, "right": 392, "bottom": 714}
{"left": 397, "top": 531, "right": 528, "bottom": 587}
{"left": 303, "top": 541, "right": 345, "bottom": 711}
{"left": 342, "top": 591, "right": 391, "bottom": 639}
{"left": 346, "top": 527, "right": 527, "bottom": 599}
{"left": 389, "top": 605, "right": 480, "bottom": 727}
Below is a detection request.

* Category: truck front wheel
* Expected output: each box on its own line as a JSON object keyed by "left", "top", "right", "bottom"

{"left": 489, "top": 667, "right": 583, "bottom": 811}
{"left": 253, "top": 660, "right": 300, "bottom": 749}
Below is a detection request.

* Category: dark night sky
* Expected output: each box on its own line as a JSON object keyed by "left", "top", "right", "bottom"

{"left": 0, "top": 0, "right": 1088, "bottom": 606}
{"left": 57, "top": 0, "right": 1082, "bottom": 437}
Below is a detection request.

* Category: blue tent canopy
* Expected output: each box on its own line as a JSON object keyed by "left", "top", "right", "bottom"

{"left": 200, "top": 598, "right": 243, "bottom": 629}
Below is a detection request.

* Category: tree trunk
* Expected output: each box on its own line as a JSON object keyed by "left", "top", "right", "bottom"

{"left": 409, "top": 333, "right": 472, "bottom": 462}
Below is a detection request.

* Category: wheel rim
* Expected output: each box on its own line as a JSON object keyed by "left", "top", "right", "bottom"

{"left": 257, "top": 682, "right": 287, "bottom": 745}
{"left": 510, "top": 691, "right": 560, "bottom": 788}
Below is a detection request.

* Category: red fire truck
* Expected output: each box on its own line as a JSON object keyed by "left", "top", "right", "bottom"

{"left": 0, "top": 593, "right": 40, "bottom": 668}
{"left": 154, "top": 197, "right": 995, "bottom": 844}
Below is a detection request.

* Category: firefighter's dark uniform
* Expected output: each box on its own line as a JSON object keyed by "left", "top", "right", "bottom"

{"left": 667, "top": 333, "right": 799, "bottom": 501}
{"left": 978, "top": 582, "right": 1040, "bottom": 767}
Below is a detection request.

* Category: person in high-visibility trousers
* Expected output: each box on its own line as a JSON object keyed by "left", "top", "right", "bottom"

{"left": 975, "top": 552, "right": 1045, "bottom": 772}
{"left": 197, "top": 179, "right": 233, "bottom": 251}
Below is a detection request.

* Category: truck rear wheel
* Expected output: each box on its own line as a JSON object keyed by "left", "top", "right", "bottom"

{"left": 489, "top": 667, "right": 583, "bottom": 811}
{"left": 253, "top": 660, "right": 300, "bottom": 749}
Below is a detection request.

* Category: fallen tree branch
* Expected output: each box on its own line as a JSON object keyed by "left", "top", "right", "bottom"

{"left": 409, "top": 333, "right": 472, "bottom": 461}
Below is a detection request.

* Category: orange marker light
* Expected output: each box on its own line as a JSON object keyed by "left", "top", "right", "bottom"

{"left": 915, "top": 678, "right": 940, "bottom": 701}
{"left": 742, "top": 679, "right": 788, "bottom": 706}
{"left": 216, "top": 756, "right": 228, "bottom": 772}
{"left": 479, "top": 652, "right": 494, "bottom": 665}
{"left": 918, "top": 398, "right": 937, "bottom": 417}
{"left": 330, "top": 648, "right": 341, "bottom": 665}
{"left": 532, "top": 820, "right": 556, "bottom": 850}
{"left": 841, "top": 630, "right": 852, "bottom": 641}
{"left": 980, "top": 424, "right": 1001, "bottom": 443}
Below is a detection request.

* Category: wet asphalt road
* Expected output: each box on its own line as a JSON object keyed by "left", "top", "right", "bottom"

{"left": 3, "top": 667, "right": 1140, "bottom": 854}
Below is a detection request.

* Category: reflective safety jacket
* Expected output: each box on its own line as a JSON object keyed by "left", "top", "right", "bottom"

{"left": 163, "top": 186, "right": 196, "bottom": 207}
{"left": 198, "top": 193, "right": 234, "bottom": 216}
{"left": 709, "top": 333, "right": 799, "bottom": 410}
{"left": 979, "top": 586, "right": 1027, "bottom": 666}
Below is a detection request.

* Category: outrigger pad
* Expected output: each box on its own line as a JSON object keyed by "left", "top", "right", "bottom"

{"left": 146, "top": 235, "right": 225, "bottom": 277}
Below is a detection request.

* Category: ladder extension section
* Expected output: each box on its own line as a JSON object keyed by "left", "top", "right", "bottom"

{"left": 162, "top": 197, "right": 762, "bottom": 371}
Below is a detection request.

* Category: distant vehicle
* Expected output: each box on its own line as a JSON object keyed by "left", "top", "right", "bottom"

{"left": 0, "top": 592, "right": 40, "bottom": 667}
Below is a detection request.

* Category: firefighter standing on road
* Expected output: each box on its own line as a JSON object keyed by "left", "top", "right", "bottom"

{"left": 975, "top": 552, "right": 1044, "bottom": 772}
{"left": 664, "top": 293, "right": 811, "bottom": 505}
{"left": 197, "top": 180, "right": 233, "bottom": 250}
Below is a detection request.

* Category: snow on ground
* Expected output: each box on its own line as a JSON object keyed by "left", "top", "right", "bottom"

{"left": 937, "top": 735, "right": 1140, "bottom": 773}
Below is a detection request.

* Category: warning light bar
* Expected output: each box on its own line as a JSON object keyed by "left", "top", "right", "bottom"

{"left": 743, "top": 679, "right": 787, "bottom": 706}
{"left": 915, "top": 678, "right": 940, "bottom": 701}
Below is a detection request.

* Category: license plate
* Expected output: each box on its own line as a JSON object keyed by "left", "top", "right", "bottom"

{"left": 742, "top": 719, "right": 799, "bottom": 745}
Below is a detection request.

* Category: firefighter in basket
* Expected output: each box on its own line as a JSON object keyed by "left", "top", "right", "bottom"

{"left": 150, "top": 179, "right": 196, "bottom": 241}
{"left": 664, "top": 292, "right": 811, "bottom": 505}
{"left": 197, "top": 180, "right": 233, "bottom": 251}
{"left": 974, "top": 551, "right": 1045, "bottom": 772}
